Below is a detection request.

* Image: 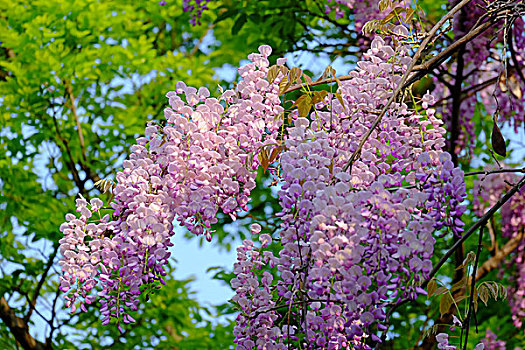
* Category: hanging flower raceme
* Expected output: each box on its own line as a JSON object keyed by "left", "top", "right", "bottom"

{"left": 58, "top": 33, "right": 469, "bottom": 346}
{"left": 231, "top": 34, "right": 466, "bottom": 349}
{"left": 182, "top": 0, "right": 211, "bottom": 26}
{"left": 58, "top": 45, "right": 285, "bottom": 327}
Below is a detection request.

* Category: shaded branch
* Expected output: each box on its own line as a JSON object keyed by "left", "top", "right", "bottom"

{"left": 50, "top": 113, "right": 86, "bottom": 195}
{"left": 465, "top": 167, "right": 525, "bottom": 177}
{"left": 341, "top": 0, "right": 473, "bottom": 173}
{"left": 406, "top": 19, "right": 494, "bottom": 86}
{"left": 475, "top": 231, "right": 525, "bottom": 281}
{"left": 428, "top": 174, "right": 525, "bottom": 287}
{"left": 448, "top": 35, "right": 466, "bottom": 166}
{"left": 463, "top": 226, "right": 484, "bottom": 349}
{"left": 189, "top": 23, "right": 213, "bottom": 57}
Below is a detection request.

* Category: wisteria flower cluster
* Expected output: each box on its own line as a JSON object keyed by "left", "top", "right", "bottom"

{"left": 436, "top": 332, "right": 485, "bottom": 350}
{"left": 59, "top": 45, "right": 285, "bottom": 327}
{"left": 58, "top": 29, "right": 470, "bottom": 350}
{"left": 231, "top": 33, "right": 466, "bottom": 349}
{"left": 481, "top": 329, "right": 506, "bottom": 350}
{"left": 434, "top": 317, "right": 487, "bottom": 349}
{"left": 324, "top": 0, "right": 355, "bottom": 19}
{"left": 182, "top": 0, "right": 210, "bottom": 26}
{"left": 59, "top": 196, "right": 114, "bottom": 315}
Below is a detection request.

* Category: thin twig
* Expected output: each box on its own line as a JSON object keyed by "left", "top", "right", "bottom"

{"left": 65, "top": 81, "right": 87, "bottom": 163}
{"left": 189, "top": 23, "right": 213, "bottom": 57}
{"left": 475, "top": 231, "right": 524, "bottom": 281}
{"left": 24, "top": 245, "right": 59, "bottom": 323}
{"left": 428, "top": 174, "right": 525, "bottom": 286}
{"left": 405, "top": 19, "right": 494, "bottom": 87}
{"left": 462, "top": 226, "right": 484, "bottom": 349}
{"left": 383, "top": 167, "right": 525, "bottom": 192}
{"left": 432, "top": 75, "right": 498, "bottom": 106}
{"left": 465, "top": 167, "right": 525, "bottom": 176}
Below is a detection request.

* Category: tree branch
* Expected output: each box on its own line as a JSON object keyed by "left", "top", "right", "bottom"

{"left": 463, "top": 226, "right": 484, "bottom": 349}
{"left": 475, "top": 231, "right": 525, "bottom": 281}
{"left": 465, "top": 167, "right": 525, "bottom": 177}
{"left": 341, "top": 0, "right": 473, "bottom": 173}
{"left": 0, "top": 297, "right": 47, "bottom": 350}
{"left": 381, "top": 174, "right": 525, "bottom": 341}
{"left": 428, "top": 174, "right": 525, "bottom": 287}
{"left": 406, "top": 19, "right": 494, "bottom": 87}
{"left": 65, "top": 81, "right": 87, "bottom": 164}
{"left": 24, "top": 245, "right": 59, "bottom": 323}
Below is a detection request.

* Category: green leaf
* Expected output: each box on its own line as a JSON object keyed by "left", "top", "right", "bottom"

{"left": 231, "top": 13, "right": 247, "bottom": 35}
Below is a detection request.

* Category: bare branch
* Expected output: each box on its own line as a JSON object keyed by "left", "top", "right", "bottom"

{"left": 465, "top": 167, "right": 525, "bottom": 177}
{"left": 428, "top": 174, "right": 525, "bottom": 286}
{"left": 381, "top": 174, "right": 525, "bottom": 341}
{"left": 341, "top": 0, "right": 473, "bottom": 173}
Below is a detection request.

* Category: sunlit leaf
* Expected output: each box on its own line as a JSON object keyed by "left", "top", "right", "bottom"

{"left": 427, "top": 279, "right": 437, "bottom": 299}
{"left": 295, "top": 94, "right": 312, "bottom": 118}
{"left": 269, "top": 145, "right": 283, "bottom": 163}
{"left": 312, "top": 91, "right": 329, "bottom": 104}
{"left": 478, "top": 285, "right": 489, "bottom": 306}
{"left": 258, "top": 148, "right": 270, "bottom": 172}
{"left": 288, "top": 67, "right": 302, "bottom": 84}
{"left": 267, "top": 65, "right": 281, "bottom": 84}
{"left": 440, "top": 293, "right": 454, "bottom": 317}
{"left": 279, "top": 75, "right": 291, "bottom": 95}
{"left": 508, "top": 75, "right": 522, "bottom": 99}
